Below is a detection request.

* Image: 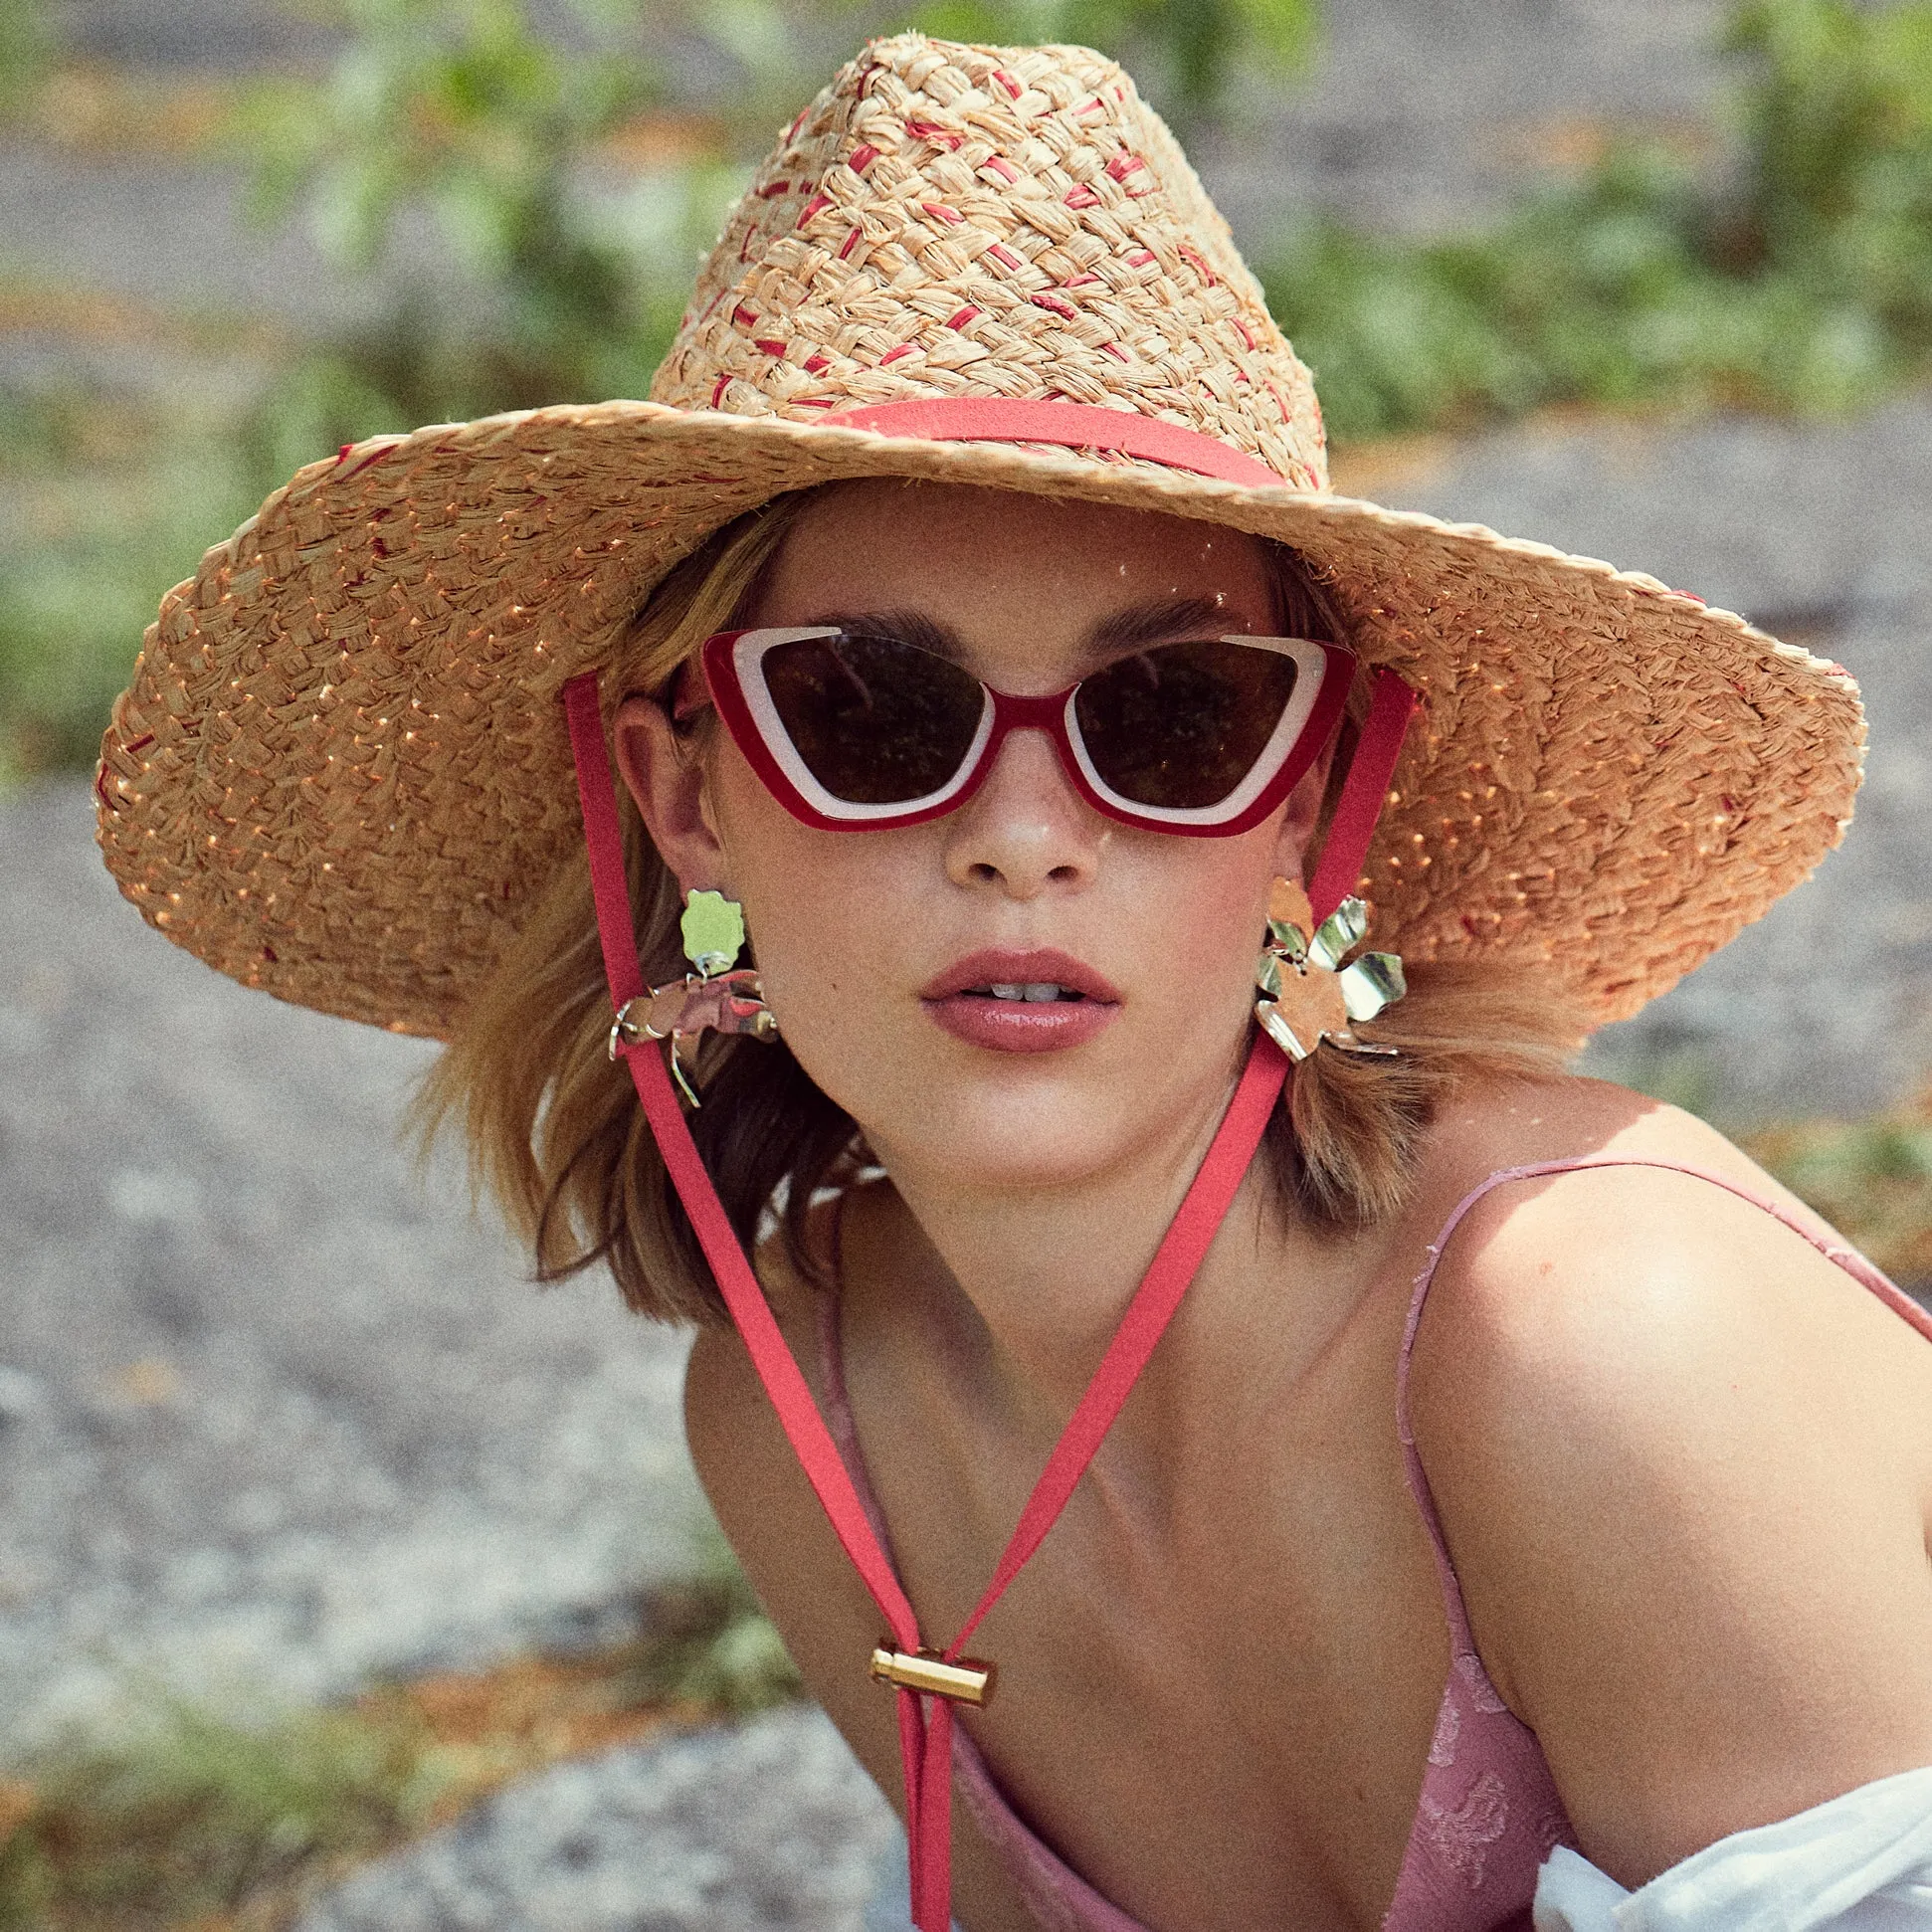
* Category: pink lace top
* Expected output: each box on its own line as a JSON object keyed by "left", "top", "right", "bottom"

{"left": 815, "top": 1157, "right": 1932, "bottom": 1932}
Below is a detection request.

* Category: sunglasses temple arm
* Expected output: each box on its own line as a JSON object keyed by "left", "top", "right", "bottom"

{"left": 1305, "top": 670, "right": 1418, "bottom": 927}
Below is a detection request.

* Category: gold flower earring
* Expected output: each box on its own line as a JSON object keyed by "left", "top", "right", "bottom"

{"left": 608, "top": 888, "right": 779, "bottom": 1106}
{"left": 1254, "top": 877, "right": 1406, "bottom": 1062}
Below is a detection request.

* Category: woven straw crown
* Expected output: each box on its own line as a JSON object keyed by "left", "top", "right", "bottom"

{"left": 652, "top": 37, "right": 1326, "bottom": 485}
{"left": 95, "top": 35, "right": 1865, "bottom": 1041}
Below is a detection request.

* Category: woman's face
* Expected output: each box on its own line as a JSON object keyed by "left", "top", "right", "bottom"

{"left": 616, "top": 480, "right": 1326, "bottom": 1198}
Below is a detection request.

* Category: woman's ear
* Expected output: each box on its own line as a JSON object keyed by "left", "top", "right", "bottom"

{"left": 612, "top": 693, "right": 725, "bottom": 892}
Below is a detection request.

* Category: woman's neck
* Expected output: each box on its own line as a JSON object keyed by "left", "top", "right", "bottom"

{"left": 854, "top": 1068, "right": 1333, "bottom": 1474}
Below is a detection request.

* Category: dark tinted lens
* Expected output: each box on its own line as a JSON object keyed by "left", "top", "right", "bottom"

{"left": 1073, "top": 639, "right": 1300, "bottom": 810}
{"left": 760, "top": 634, "right": 986, "bottom": 806}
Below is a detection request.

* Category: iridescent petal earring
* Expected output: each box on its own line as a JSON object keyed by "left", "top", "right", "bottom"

{"left": 608, "top": 888, "right": 778, "bottom": 1106}
{"left": 1254, "top": 877, "right": 1406, "bottom": 1063}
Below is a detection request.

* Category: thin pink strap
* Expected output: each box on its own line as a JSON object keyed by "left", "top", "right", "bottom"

{"left": 1307, "top": 668, "right": 1417, "bottom": 925}
{"left": 564, "top": 675, "right": 926, "bottom": 1641}
{"left": 815, "top": 1266, "right": 900, "bottom": 1562}
{"left": 823, "top": 396, "right": 1289, "bottom": 488}
{"left": 562, "top": 673, "right": 1286, "bottom": 1932}
{"left": 1395, "top": 1155, "right": 1932, "bottom": 1658}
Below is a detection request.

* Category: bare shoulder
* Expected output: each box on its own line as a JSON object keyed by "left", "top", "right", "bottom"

{"left": 1402, "top": 1072, "right": 1932, "bottom": 1885}
{"left": 1405, "top": 1070, "right": 1930, "bottom": 1425}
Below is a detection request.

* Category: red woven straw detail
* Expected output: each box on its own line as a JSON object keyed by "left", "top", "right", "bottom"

{"left": 796, "top": 192, "right": 833, "bottom": 228}
{"left": 730, "top": 302, "right": 757, "bottom": 328}
{"left": 904, "top": 118, "right": 963, "bottom": 148}
{"left": 944, "top": 305, "right": 981, "bottom": 330}
{"left": 757, "top": 178, "right": 790, "bottom": 198}
{"left": 822, "top": 396, "right": 1286, "bottom": 487}
{"left": 985, "top": 243, "right": 1022, "bottom": 271}
{"left": 848, "top": 141, "right": 880, "bottom": 172}
{"left": 878, "top": 344, "right": 914, "bottom": 365}
{"left": 837, "top": 226, "right": 861, "bottom": 260}
{"left": 1105, "top": 152, "right": 1146, "bottom": 180}
{"left": 1064, "top": 183, "right": 1101, "bottom": 209}
{"left": 921, "top": 201, "right": 963, "bottom": 224}
{"left": 1031, "top": 292, "right": 1076, "bottom": 318}
{"left": 990, "top": 67, "right": 1022, "bottom": 97}
{"left": 981, "top": 154, "right": 1018, "bottom": 183}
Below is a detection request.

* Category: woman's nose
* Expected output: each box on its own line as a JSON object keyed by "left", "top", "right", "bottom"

{"left": 941, "top": 725, "right": 1105, "bottom": 896}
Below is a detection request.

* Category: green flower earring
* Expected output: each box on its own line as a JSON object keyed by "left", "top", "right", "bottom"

{"left": 1254, "top": 877, "right": 1405, "bottom": 1063}
{"left": 608, "top": 888, "right": 778, "bottom": 1106}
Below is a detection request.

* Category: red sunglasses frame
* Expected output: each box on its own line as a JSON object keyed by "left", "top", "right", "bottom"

{"left": 690, "top": 625, "right": 1358, "bottom": 838}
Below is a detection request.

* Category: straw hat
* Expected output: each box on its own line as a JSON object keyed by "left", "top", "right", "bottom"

{"left": 96, "top": 34, "right": 1863, "bottom": 1042}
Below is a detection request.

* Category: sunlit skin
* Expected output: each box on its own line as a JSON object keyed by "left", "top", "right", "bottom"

{"left": 614, "top": 480, "right": 1932, "bottom": 1931}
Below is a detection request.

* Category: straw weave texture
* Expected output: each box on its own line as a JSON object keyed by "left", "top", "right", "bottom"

{"left": 95, "top": 35, "right": 1865, "bottom": 1041}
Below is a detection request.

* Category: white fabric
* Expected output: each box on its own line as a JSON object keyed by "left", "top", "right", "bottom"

{"left": 1534, "top": 1767, "right": 1932, "bottom": 1931}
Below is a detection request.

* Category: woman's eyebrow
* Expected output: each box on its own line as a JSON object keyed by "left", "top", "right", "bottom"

{"left": 806, "top": 594, "right": 1235, "bottom": 664}
{"left": 1084, "top": 595, "right": 1233, "bottom": 656}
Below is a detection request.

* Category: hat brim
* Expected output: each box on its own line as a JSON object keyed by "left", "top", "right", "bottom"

{"left": 95, "top": 400, "right": 1864, "bottom": 1040}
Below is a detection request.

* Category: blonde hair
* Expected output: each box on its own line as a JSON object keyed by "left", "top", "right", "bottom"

{"left": 415, "top": 488, "right": 1586, "bottom": 1324}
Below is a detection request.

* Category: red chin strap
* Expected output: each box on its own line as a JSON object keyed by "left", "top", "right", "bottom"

{"left": 1308, "top": 664, "right": 1417, "bottom": 925}
{"left": 556, "top": 428, "right": 1414, "bottom": 1929}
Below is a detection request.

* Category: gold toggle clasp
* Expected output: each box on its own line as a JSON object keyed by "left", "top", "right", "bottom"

{"left": 869, "top": 1643, "right": 997, "bottom": 1707}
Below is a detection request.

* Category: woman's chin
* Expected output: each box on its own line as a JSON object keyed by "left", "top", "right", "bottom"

{"left": 862, "top": 1068, "right": 1201, "bottom": 1199}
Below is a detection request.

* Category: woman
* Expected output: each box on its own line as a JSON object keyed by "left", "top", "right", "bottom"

{"left": 97, "top": 34, "right": 1932, "bottom": 1931}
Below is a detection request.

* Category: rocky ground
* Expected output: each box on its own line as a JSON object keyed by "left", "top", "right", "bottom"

{"left": 0, "top": 777, "right": 707, "bottom": 1759}
{"left": 3, "top": 1, "right": 1927, "bottom": 1925}
{"left": 4, "top": 387, "right": 1926, "bottom": 1929}
{"left": 290, "top": 1706, "right": 900, "bottom": 1932}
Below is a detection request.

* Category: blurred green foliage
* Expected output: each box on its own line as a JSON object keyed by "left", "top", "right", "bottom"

{"left": 0, "top": 1689, "right": 453, "bottom": 1930}
{"left": 0, "top": 1530, "right": 799, "bottom": 1929}
{"left": 1746, "top": 1107, "right": 1932, "bottom": 1289}
{"left": 0, "top": 377, "right": 258, "bottom": 782}
{"left": 617, "top": 1519, "right": 804, "bottom": 1715}
{"left": 0, "top": 3, "right": 54, "bottom": 121}
{"left": 228, "top": 0, "right": 740, "bottom": 455}
{"left": 1266, "top": 0, "right": 1932, "bottom": 437}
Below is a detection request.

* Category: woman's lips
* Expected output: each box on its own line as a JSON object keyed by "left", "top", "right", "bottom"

{"left": 919, "top": 949, "right": 1121, "bottom": 1055}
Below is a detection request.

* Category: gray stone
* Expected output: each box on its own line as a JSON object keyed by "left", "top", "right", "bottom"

{"left": 292, "top": 1705, "right": 900, "bottom": 1932}
{"left": 0, "top": 778, "right": 706, "bottom": 1760}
